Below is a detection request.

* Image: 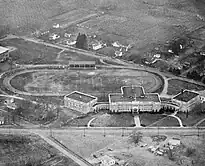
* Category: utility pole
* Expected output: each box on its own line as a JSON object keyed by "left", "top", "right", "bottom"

{"left": 103, "top": 127, "right": 106, "bottom": 137}
{"left": 50, "top": 127, "right": 53, "bottom": 137}
{"left": 121, "top": 128, "right": 124, "bottom": 137}
{"left": 83, "top": 128, "right": 86, "bottom": 137}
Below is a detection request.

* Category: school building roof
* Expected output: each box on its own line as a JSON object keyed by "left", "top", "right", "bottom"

{"left": 69, "top": 61, "right": 96, "bottom": 65}
{"left": 65, "top": 91, "right": 97, "bottom": 103}
{"left": 109, "top": 86, "right": 160, "bottom": 103}
{"left": 173, "top": 90, "right": 199, "bottom": 102}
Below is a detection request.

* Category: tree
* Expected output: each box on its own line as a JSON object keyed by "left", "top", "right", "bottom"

{"left": 75, "top": 33, "right": 88, "bottom": 50}
{"left": 167, "top": 147, "right": 174, "bottom": 160}
{"left": 129, "top": 131, "right": 143, "bottom": 144}
{"left": 170, "top": 41, "right": 180, "bottom": 55}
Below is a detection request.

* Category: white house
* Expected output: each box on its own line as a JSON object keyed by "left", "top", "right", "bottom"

{"left": 168, "top": 138, "right": 181, "bottom": 146}
{"left": 92, "top": 43, "right": 103, "bottom": 50}
{"left": 49, "top": 34, "right": 60, "bottom": 40}
{"left": 98, "top": 155, "right": 115, "bottom": 166}
{"left": 53, "top": 23, "right": 60, "bottom": 28}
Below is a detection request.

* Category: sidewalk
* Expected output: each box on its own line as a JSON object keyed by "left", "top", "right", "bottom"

{"left": 134, "top": 115, "right": 141, "bottom": 127}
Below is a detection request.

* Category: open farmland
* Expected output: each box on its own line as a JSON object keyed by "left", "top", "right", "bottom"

{"left": 1, "top": 0, "right": 204, "bottom": 59}
{"left": 56, "top": 50, "right": 101, "bottom": 64}
{"left": 0, "top": 38, "right": 61, "bottom": 64}
{"left": 8, "top": 68, "right": 163, "bottom": 101}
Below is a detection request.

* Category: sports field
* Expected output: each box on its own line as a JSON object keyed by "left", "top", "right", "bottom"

{"left": 9, "top": 68, "right": 163, "bottom": 101}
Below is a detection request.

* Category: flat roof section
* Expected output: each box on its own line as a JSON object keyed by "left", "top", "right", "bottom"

{"left": 121, "top": 86, "right": 144, "bottom": 98}
{"left": 109, "top": 93, "right": 160, "bottom": 103}
{"left": 109, "top": 93, "right": 132, "bottom": 103}
{"left": 69, "top": 61, "right": 96, "bottom": 65}
{"left": 173, "top": 90, "right": 199, "bottom": 102}
{"left": 0, "top": 46, "right": 9, "bottom": 54}
{"left": 65, "top": 91, "right": 97, "bottom": 103}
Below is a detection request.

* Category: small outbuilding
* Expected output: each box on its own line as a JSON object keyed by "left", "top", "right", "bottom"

{"left": 98, "top": 155, "right": 115, "bottom": 166}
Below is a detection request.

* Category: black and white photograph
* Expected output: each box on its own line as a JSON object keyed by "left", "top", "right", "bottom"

{"left": 0, "top": 0, "right": 205, "bottom": 166}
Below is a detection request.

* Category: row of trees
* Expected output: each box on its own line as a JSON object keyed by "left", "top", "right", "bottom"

{"left": 187, "top": 70, "right": 203, "bottom": 82}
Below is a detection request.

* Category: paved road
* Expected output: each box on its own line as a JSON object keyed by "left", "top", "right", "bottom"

{"left": 1, "top": 127, "right": 205, "bottom": 137}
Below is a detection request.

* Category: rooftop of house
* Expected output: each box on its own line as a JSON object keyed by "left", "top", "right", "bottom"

{"left": 69, "top": 61, "right": 96, "bottom": 65}
{"left": 173, "top": 90, "right": 199, "bottom": 102}
{"left": 65, "top": 91, "right": 97, "bottom": 103}
{"left": 0, "top": 46, "right": 9, "bottom": 55}
{"left": 98, "top": 155, "right": 115, "bottom": 163}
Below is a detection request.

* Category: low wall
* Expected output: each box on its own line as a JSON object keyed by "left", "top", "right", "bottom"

{"left": 93, "top": 102, "right": 109, "bottom": 110}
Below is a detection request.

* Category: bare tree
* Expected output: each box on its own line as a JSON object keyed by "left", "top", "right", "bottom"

{"left": 129, "top": 131, "right": 143, "bottom": 144}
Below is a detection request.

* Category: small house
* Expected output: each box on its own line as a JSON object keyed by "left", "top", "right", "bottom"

{"left": 98, "top": 155, "right": 115, "bottom": 166}
{"left": 168, "top": 138, "right": 181, "bottom": 146}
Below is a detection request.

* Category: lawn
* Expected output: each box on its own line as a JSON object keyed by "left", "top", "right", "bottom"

{"left": 64, "top": 114, "right": 95, "bottom": 127}
{"left": 91, "top": 113, "right": 135, "bottom": 127}
{"left": 167, "top": 79, "right": 205, "bottom": 95}
{"left": 51, "top": 108, "right": 84, "bottom": 128}
{"left": 198, "top": 120, "right": 205, "bottom": 127}
{"left": 176, "top": 112, "right": 205, "bottom": 127}
{"left": 0, "top": 38, "right": 61, "bottom": 64}
{"left": 52, "top": 132, "right": 123, "bottom": 159}
{"left": 0, "top": 134, "right": 66, "bottom": 166}
{"left": 57, "top": 50, "right": 101, "bottom": 64}
{"left": 151, "top": 116, "right": 180, "bottom": 127}
{"left": 139, "top": 113, "right": 166, "bottom": 127}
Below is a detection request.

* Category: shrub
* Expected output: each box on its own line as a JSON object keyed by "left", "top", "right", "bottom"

{"left": 185, "top": 147, "right": 196, "bottom": 157}
{"left": 129, "top": 131, "right": 143, "bottom": 144}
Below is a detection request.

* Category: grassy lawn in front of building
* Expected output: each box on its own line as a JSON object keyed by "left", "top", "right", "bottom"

{"left": 176, "top": 112, "right": 205, "bottom": 127}
{"left": 151, "top": 116, "right": 180, "bottom": 127}
{"left": 139, "top": 113, "right": 166, "bottom": 127}
{"left": 91, "top": 113, "right": 135, "bottom": 127}
{"left": 198, "top": 120, "right": 205, "bottom": 127}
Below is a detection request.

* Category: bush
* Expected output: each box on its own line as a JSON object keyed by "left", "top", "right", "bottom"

{"left": 185, "top": 147, "right": 196, "bottom": 157}
{"left": 129, "top": 131, "right": 143, "bottom": 144}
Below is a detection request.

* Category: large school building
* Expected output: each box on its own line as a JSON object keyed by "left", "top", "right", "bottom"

{"left": 108, "top": 86, "right": 161, "bottom": 113}
{"left": 64, "top": 86, "right": 162, "bottom": 113}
